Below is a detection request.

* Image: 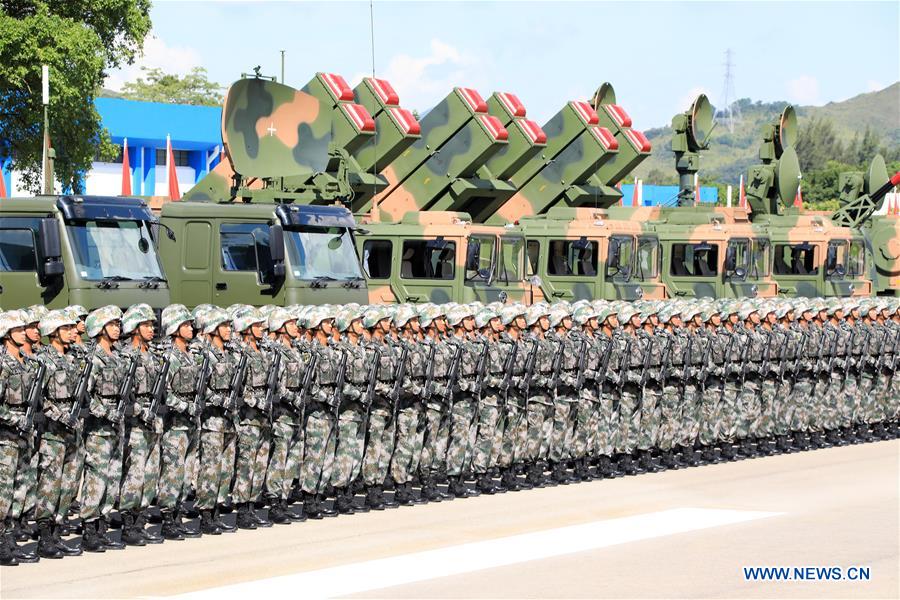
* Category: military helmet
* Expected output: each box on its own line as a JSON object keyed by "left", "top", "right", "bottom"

{"left": 548, "top": 307, "right": 570, "bottom": 328}
{"left": 86, "top": 305, "right": 123, "bottom": 338}
{"left": 474, "top": 308, "right": 497, "bottom": 329}
{"left": 69, "top": 305, "right": 89, "bottom": 319}
{"left": 232, "top": 306, "right": 265, "bottom": 333}
{"left": 418, "top": 304, "right": 444, "bottom": 328}
{"left": 25, "top": 305, "right": 48, "bottom": 325}
{"left": 39, "top": 309, "right": 78, "bottom": 338}
{"left": 265, "top": 308, "right": 291, "bottom": 332}
{"left": 122, "top": 303, "right": 156, "bottom": 334}
{"left": 500, "top": 304, "right": 526, "bottom": 326}
{"left": 572, "top": 305, "right": 597, "bottom": 326}
{"left": 362, "top": 306, "right": 385, "bottom": 329}
{"left": 191, "top": 304, "right": 215, "bottom": 319}
{"left": 0, "top": 310, "right": 27, "bottom": 339}
{"left": 618, "top": 304, "right": 637, "bottom": 323}
{"left": 445, "top": 305, "right": 470, "bottom": 327}
{"left": 596, "top": 306, "right": 615, "bottom": 324}
{"left": 304, "top": 307, "right": 328, "bottom": 329}
{"left": 393, "top": 305, "right": 418, "bottom": 328}
{"left": 203, "top": 308, "right": 230, "bottom": 335}
{"left": 524, "top": 304, "right": 550, "bottom": 327}
{"left": 162, "top": 304, "right": 193, "bottom": 337}
{"left": 334, "top": 308, "right": 359, "bottom": 333}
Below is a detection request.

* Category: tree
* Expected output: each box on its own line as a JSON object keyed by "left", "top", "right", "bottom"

{"left": 120, "top": 67, "right": 224, "bottom": 106}
{"left": 0, "top": 1, "right": 151, "bottom": 193}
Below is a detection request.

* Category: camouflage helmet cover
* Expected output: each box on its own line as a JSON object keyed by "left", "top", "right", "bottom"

{"left": 232, "top": 306, "right": 265, "bottom": 333}
{"left": 122, "top": 303, "right": 156, "bottom": 334}
{"left": 162, "top": 304, "right": 193, "bottom": 337}
{"left": 39, "top": 309, "right": 78, "bottom": 337}
{"left": 0, "top": 310, "right": 27, "bottom": 338}
{"left": 86, "top": 305, "right": 123, "bottom": 338}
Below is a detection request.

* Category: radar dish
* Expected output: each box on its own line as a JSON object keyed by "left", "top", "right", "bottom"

{"left": 687, "top": 94, "right": 714, "bottom": 150}
{"left": 865, "top": 154, "right": 889, "bottom": 194}
{"left": 776, "top": 106, "right": 797, "bottom": 153}
{"left": 591, "top": 82, "right": 617, "bottom": 108}
{"left": 222, "top": 78, "right": 333, "bottom": 179}
{"left": 776, "top": 146, "right": 801, "bottom": 207}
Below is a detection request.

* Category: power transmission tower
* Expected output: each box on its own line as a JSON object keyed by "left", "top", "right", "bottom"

{"left": 717, "top": 48, "right": 741, "bottom": 133}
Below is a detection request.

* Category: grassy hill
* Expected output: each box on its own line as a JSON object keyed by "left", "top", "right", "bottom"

{"left": 631, "top": 82, "right": 900, "bottom": 187}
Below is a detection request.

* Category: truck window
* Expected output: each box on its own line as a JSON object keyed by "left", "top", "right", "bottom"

{"left": 773, "top": 243, "right": 817, "bottom": 275}
{"left": 497, "top": 237, "right": 524, "bottom": 283}
{"left": 725, "top": 239, "right": 750, "bottom": 277}
{"left": 220, "top": 223, "right": 272, "bottom": 273}
{"left": 670, "top": 243, "right": 718, "bottom": 277}
{"left": 400, "top": 240, "right": 456, "bottom": 280}
{"left": 848, "top": 240, "right": 865, "bottom": 277}
{"left": 752, "top": 239, "right": 771, "bottom": 278}
{"left": 636, "top": 237, "right": 660, "bottom": 280}
{"left": 825, "top": 241, "right": 849, "bottom": 278}
{"left": 465, "top": 236, "right": 496, "bottom": 281}
{"left": 285, "top": 226, "right": 362, "bottom": 280}
{"left": 66, "top": 219, "right": 164, "bottom": 281}
{"left": 363, "top": 240, "right": 392, "bottom": 279}
{"left": 547, "top": 239, "right": 597, "bottom": 277}
{"left": 0, "top": 229, "right": 37, "bottom": 271}
{"left": 526, "top": 240, "right": 539, "bottom": 276}
{"left": 606, "top": 236, "right": 633, "bottom": 281}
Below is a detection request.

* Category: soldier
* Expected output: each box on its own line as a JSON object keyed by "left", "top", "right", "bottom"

{"left": 546, "top": 307, "right": 580, "bottom": 484}
{"left": 230, "top": 307, "right": 274, "bottom": 529}
{"left": 78, "top": 306, "right": 127, "bottom": 553}
{"left": 0, "top": 310, "right": 40, "bottom": 565}
{"left": 156, "top": 305, "right": 202, "bottom": 540}
{"left": 264, "top": 307, "right": 309, "bottom": 522}
{"left": 635, "top": 304, "right": 664, "bottom": 472}
{"left": 442, "top": 305, "right": 479, "bottom": 498}
{"left": 593, "top": 306, "right": 624, "bottom": 478}
{"left": 468, "top": 307, "right": 505, "bottom": 495}
{"left": 495, "top": 305, "right": 531, "bottom": 491}
{"left": 33, "top": 309, "right": 85, "bottom": 558}
{"left": 520, "top": 305, "right": 556, "bottom": 486}
{"left": 194, "top": 308, "right": 238, "bottom": 534}
{"left": 656, "top": 305, "right": 686, "bottom": 469}
{"left": 118, "top": 304, "right": 164, "bottom": 546}
{"left": 613, "top": 304, "right": 645, "bottom": 475}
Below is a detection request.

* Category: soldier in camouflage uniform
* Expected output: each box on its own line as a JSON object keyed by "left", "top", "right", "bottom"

{"left": 546, "top": 307, "right": 580, "bottom": 484}
{"left": 593, "top": 306, "right": 623, "bottom": 478}
{"left": 613, "top": 305, "right": 645, "bottom": 475}
{"left": 468, "top": 307, "right": 504, "bottom": 494}
{"left": 656, "top": 305, "right": 686, "bottom": 469}
{"left": 118, "top": 304, "right": 164, "bottom": 546}
{"left": 34, "top": 310, "right": 84, "bottom": 559}
{"left": 78, "top": 306, "right": 127, "bottom": 553}
{"left": 635, "top": 305, "right": 664, "bottom": 472}
{"left": 230, "top": 307, "right": 274, "bottom": 529}
{"left": 0, "top": 310, "right": 40, "bottom": 565}
{"left": 520, "top": 305, "right": 556, "bottom": 486}
{"left": 442, "top": 306, "right": 479, "bottom": 498}
{"left": 264, "top": 307, "right": 309, "bottom": 523}
{"left": 495, "top": 305, "right": 531, "bottom": 491}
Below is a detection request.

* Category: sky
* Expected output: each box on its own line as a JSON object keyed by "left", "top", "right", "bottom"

{"left": 105, "top": 0, "right": 900, "bottom": 130}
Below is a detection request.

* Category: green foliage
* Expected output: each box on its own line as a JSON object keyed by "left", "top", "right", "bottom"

{"left": 120, "top": 67, "right": 224, "bottom": 106}
{"left": 0, "top": 0, "right": 151, "bottom": 193}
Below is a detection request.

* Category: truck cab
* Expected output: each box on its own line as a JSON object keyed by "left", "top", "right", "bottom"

{"left": 160, "top": 202, "right": 367, "bottom": 308}
{"left": 0, "top": 195, "right": 170, "bottom": 310}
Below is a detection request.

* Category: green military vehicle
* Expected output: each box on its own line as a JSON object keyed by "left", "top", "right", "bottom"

{"left": 0, "top": 194, "right": 170, "bottom": 310}
{"left": 159, "top": 73, "right": 421, "bottom": 308}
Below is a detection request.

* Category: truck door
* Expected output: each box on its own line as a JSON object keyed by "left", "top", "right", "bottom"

{"left": 542, "top": 236, "right": 599, "bottom": 301}
{"left": 464, "top": 234, "right": 502, "bottom": 303}
{"left": 665, "top": 240, "right": 720, "bottom": 298}
{"left": 215, "top": 221, "right": 278, "bottom": 306}
{"left": 360, "top": 237, "right": 399, "bottom": 304}
{"left": 0, "top": 217, "right": 57, "bottom": 308}
{"left": 396, "top": 237, "right": 458, "bottom": 304}
{"left": 772, "top": 242, "right": 819, "bottom": 297}
{"left": 177, "top": 221, "right": 213, "bottom": 306}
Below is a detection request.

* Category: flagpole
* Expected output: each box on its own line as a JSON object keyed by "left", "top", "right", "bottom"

{"left": 42, "top": 65, "right": 51, "bottom": 194}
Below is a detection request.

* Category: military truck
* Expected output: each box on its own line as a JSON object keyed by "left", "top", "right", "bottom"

{"left": 0, "top": 194, "right": 170, "bottom": 310}
{"left": 159, "top": 73, "right": 420, "bottom": 308}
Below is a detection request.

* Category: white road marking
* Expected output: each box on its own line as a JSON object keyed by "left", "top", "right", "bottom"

{"left": 171, "top": 508, "right": 781, "bottom": 600}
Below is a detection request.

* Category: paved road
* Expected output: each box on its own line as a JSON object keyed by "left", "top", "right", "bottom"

{"left": 2, "top": 440, "right": 897, "bottom": 599}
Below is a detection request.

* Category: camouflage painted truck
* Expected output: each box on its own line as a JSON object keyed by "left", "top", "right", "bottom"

{"left": 158, "top": 73, "right": 420, "bottom": 308}
{"left": 0, "top": 194, "right": 170, "bottom": 310}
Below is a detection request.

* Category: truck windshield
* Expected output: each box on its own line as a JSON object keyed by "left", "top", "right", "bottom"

{"left": 284, "top": 226, "right": 363, "bottom": 280}
{"left": 66, "top": 219, "right": 164, "bottom": 281}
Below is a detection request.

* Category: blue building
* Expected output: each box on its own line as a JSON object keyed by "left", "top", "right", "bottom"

{"left": 1, "top": 97, "right": 223, "bottom": 196}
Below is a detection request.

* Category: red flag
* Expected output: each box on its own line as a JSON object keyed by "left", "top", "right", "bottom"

{"left": 0, "top": 167, "right": 7, "bottom": 198}
{"left": 631, "top": 180, "right": 639, "bottom": 207}
{"left": 121, "top": 138, "right": 132, "bottom": 196}
{"left": 166, "top": 135, "right": 180, "bottom": 200}
{"left": 739, "top": 174, "right": 746, "bottom": 208}
{"left": 793, "top": 184, "right": 803, "bottom": 209}
{"left": 694, "top": 173, "right": 700, "bottom": 206}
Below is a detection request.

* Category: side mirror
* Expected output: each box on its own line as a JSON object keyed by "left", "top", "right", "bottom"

{"left": 39, "top": 218, "right": 64, "bottom": 277}
{"left": 608, "top": 239, "right": 620, "bottom": 264}
{"left": 269, "top": 224, "right": 286, "bottom": 279}
{"left": 734, "top": 266, "right": 747, "bottom": 280}
{"left": 477, "top": 267, "right": 494, "bottom": 285}
{"left": 725, "top": 246, "right": 736, "bottom": 271}
{"left": 834, "top": 264, "right": 846, "bottom": 278}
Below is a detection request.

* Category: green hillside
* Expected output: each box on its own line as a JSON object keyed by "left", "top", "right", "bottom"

{"left": 631, "top": 82, "right": 900, "bottom": 189}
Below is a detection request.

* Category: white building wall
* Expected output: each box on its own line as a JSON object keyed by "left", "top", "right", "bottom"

{"left": 86, "top": 162, "right": 126, "bottom": 196}
{"left": 154, "top": 165, "right": 196, "bottom": 196}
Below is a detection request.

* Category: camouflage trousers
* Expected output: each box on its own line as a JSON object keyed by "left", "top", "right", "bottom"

{"left": 498, "top": 399, "right": 528, "bottom": 468}
{"left": 11, "top": 441, "right": 38, "bottom": 521}
{"left": 233, "top": 420, "right": 271, "bottom": 504}
{"left": 635, "top": 385, "right": 660, "bottom": 451}
{"left": 266, "top": 417, "right": 303, "bottom": 500}
{"left": 658, "top": 384, "right": 681, "bottom": 451}
{"left": 549, "top": 395, "right": 576, "bottom": 463}
{"left": 678, "top": 382, "right": 701, "bottom": 448}
{"left": 362, "top": 404, "right": 393, "bottom": 487}
{"left": 120, "top": 422, "right": 160, "bottom": 511}
{"left": 184, "top": 429, "right": 199, "bottom": 500}
{"left": 716, "top": 380, "right": 740, "bottom": 443}
{"left": 757, "top": 376, "right": 778, "bottom": 438}
{"left": 195, "top": 427, "right": 236, "bottom": 510}
{"left": 789, "top": 375, "right": 815, "bottom": 433}
{"left": 596, "top": 392, "right": 616, "bottom": 457}
{"left": 301, "top": 406, "right": 336, "bottom": 494}
{"left": 737, "top": 375, "right": 761, "bottom": 439}
{"left": 569, "top": 395, "right": 595, "bottom": 461}
{"left": 329, "top": 406, "right": 364, "bottom": 490}
{"left": 79, "top": 424, "right": 120, "bottom": 521}
{"left": 0, "top": 437, "right": 24, "bottom": 532}
{"left": 471, "top": 401, "right": 500, "bottom": 475}
{"left": 875, "top": 369, "right": 898, "bottom": 419}
{"left": 773, "top": 379, "right": 794, "bottom": 436}
{"left": 840, "top": 373, "right": 861, "bottom": 427}
{"left": 524, "top": 396, "right": 554, "bottom": 463}
{"left": 856, "top": 371, "right": 877, "bottom": 422}
{"left": 445, "top": 396, "right": 476, "bottom": 477}
{"left": 390, "top": 402, "right": 422, "bottom": 485}
{"left": 615, "top": 385, "right": 641, "bottom": 455}
{"left": 157, "top": 427, "right": 191, "bottom": 510}
{"left": 419, "top": 402, "right": 450, "bottom": 478}
{"left": 35, "top": 425, "right": 80, "bottom": 522}
{"left": 698, "top": 377, "right": 722, "bottom": 446}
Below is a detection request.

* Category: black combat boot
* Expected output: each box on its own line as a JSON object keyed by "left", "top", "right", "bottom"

{"left": 213, "top": 507, "right": 236, "bottom": 532}
{"left": 857, "top": 423, "right": 876, "bottom": 442}
{"left": 36, "top": 520, "right": 63, "bottom": 559}
{"left": 97, "top": 517, "right": 125, "bottom": 549}
{"left": 318, "top": 494, "right": 339, "bottom": 516}
{"left": 0, "top": 534, "right": 18, "bottom": 566}
{"left": 235, "top": 504, "right": 258, "bottom": 530}
{"left": 52, "top": 523, "right": 81, "bottom": 556}
{"left": 136, "top": 510, "right": 164, "bottom": 544}
{"left": 639, "top": 450, "right": 661, "bottom": 472}
{"left": 252, "top": 503, "right": 273, "bottom": 528}
{"left": 378, "top": 487, "right": 400, "bottom": 508}
{"left": 365, "top": 487, "right": 386, "bottom": 510}
{"left": 175, "top": 508, "right": 202, "bottom": 537}
{"left": 200, "top": 510, "right": 222, "bottom": 535}
{"left": 160, "top": 512, "right": 184, "bottom": 540}
{"left": 285, "top": 498, "right": 309, "bottom": 521}
{"left": 120, "top": 511, "right": 146, "bottom": 546}
{"left": 5, "top": 530, "right": 38, "bottom": 563}
{"left": 334, "top": 490, "right": 356, "bottom": 515}
{"left": 476, "top": 473, "right": 501, "bottom": 495}
{"left": 269, "top": 500, "right": 292, "bottom": 523}
{"left": 12, "top": 517, "right": 31, "bottom": 542}
{"left": 447, "top": 476, "right": 470, "bottom": 498}
{"left": 81, "top": 520, "right": 106, "bottom": 553}
{"left": 394, "top": 482, "right": 414, "bottom": 505}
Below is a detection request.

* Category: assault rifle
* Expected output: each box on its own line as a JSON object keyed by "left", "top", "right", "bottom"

{"left": 614, "top": 337, "right": 632, "bottom": 413}
{"left": 595, "top": 336, "right": 615, "bottom": 392}
{"left": 574, "top": 338, "right": 589, "bottom": 390}
{"left": 823, "top": 327, "right": 840, "bottom": 375}
{"left": 697, "top": 333, "right": 713, "bottom": 389}
{"left": 228, "top": 351, "right": 249, "bottom": 412}
{"left": 521, "top": 339, "right": 539, "bottom": 398}
{"left": 500, "top": 339, "right": 519, "bottom": 405}
{"left": 638, "top": 335, "right": 654, "bottom": 390}
{"left": 791, "top": 331, "right": 809, "bottom": 381}
{"left": 738, "top": 333, "right": 752, "bottom": 386}
{"left": 67, "top": 357, "right": 93, "bottom": 427}
{"left": 193, "top": 351, "right": 211, "bottom": 420}
{"left": 364, "top": 346, "right": 382, "bottom": 407}
{"left": 549, "top": 338, "right": 566, "bottom": 392}
{"left": 331, "top": 349, "right": 348, "bottom": 408}
{"left": 717, "top": 332, "right": 737, "bottom": 404}
{"left": 472, "top": 340, "right": 490, "bottom": 401}
{"left": 776, "top": 330, "right": 790, "bottom": 382}
{"left": 390, "top": 343, "right": 410, "bottom": 449}
{"left": 113, "top": 356, "right": 138, "bottom": 422}
{"left": 657, "top": 335, "right": 674, "bottom": 384}
{"left": 265, "top": 350, "right": 282, "bottom": 420}
{"left": 22, "top": 361, "right": 46, "bottom": 433}
{"left": 760, "top": 329, "right": 775, "bottom": 377}
{"left": 422, "top": 342, "right": 438, "bottom": 401}
{"left": 442, "top": 342, "right": 463, "bottom": 405}
{"left": 145, "top": 353, "right": 172, "bottom": 424}
{"left": 297, "top": 351, "right": 318, "bottom": 427}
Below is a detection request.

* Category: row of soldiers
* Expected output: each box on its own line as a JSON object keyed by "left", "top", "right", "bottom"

{"left": 1, "top": 296, "right": 898, "bottom": 565}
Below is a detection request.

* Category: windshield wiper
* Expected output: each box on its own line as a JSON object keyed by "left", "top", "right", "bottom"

{"left": 97, "top": 275, "right": 134, "bottom": 289}
{"left": 139, "top": 276, "right": 167, "bottom": 289}
{"left": 310, "top": 276, "right": 337, "bottom": 289}
{"left": 341, "top": 276, "right": 365, "bottom": 289}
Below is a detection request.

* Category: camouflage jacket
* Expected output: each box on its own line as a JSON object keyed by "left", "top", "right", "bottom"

{"left": 86, "top": 346, "right": 126, "bottom": 426}
{"left": 0, "top": 352, "right": 39, "bottom": 434}
{"left": 201, "top": 340, "right": 236, "bottom": 432}
{"left": 37, "top": 346, "right": 83, "bottom": 429}
{"left": 118, "top": 343, "right": 163, "bottom": 432}
{"left": 166, "top": 345, "right": 203, "bottom": 429}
